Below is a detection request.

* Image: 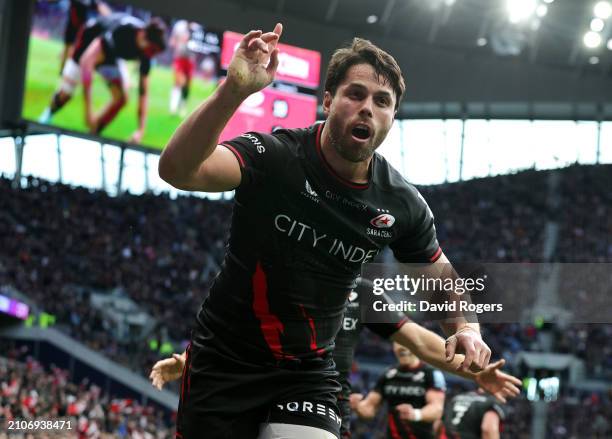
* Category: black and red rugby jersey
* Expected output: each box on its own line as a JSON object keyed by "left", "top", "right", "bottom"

{"left": 441, "top": 391, "right": 505, "bottom": 439}
{"left": 374, "top": 362, "right": 446, "bottom": 439}
{"left": 73, "top": 14, "right": 152, "bottom": 75}
{"left": 196, "top": 123, "right": 441, "bottom": 366}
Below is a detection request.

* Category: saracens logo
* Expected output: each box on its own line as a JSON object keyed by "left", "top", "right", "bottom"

{"left": 370, "top": 214, "right": 395, "bottom": 228}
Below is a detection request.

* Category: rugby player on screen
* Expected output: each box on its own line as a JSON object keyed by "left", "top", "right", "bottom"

{"left": 59, "top": 0, "right": 112, "bottom": 74}
{"left": 158, "top": 23, "right": 502, "bottom": 438}
{"left": 40, "top": 13, "right": 167, "bottom": 143}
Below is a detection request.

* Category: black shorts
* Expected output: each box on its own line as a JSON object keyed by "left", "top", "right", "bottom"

{"left": 177, "top": 327, "right": 342, "bottom": 439}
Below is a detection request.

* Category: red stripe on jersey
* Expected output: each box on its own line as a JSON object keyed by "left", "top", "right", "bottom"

{"left": 315, "top": 123, "right": 370, "bottom": 190}
{"left": 392, "top": 412, "right": 418, "bottom": 439}
{"left": 179, "top": 345, "right": 189, "bottom": 406}
{"left": 220, "top": 143, "right": 246, "bottom": 168}
{"left": 299, "top": 304, "right": 325, "bottom": 355}
{"left": 430, "top": 247, "right": 443, "bottom": 262}
{"left": 396, "top": 316, "right": 409, "bottom": 329}
{"left": 388, "top": 414, "right": 402, "bottom": 439}
{"left": 252, "top": 262, "right": 294, "bottom": 360}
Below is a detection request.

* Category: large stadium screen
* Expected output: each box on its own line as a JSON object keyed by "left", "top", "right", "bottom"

{"left": 218, "top": 31, "right": 320, "bottom": 142}
{"left": 22, "top": 0, "right": 222, "bottom": 150}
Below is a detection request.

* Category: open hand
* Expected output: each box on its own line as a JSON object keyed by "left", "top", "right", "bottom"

{"left": 226, "top": 23, "right": 283, "bottom": 98}
{"left": 475, "top": 359, "right": 522, "bottom": 403}
{"left": 149, "top": 353, "right": 185, "bottom": 390}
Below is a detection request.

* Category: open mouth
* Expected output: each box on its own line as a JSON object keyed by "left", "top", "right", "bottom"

{"left": 351, "top": 124, "right": 371, "bottom": 140}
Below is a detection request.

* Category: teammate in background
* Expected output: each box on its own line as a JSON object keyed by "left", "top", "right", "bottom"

{"left": 438, "top": 389, "right": 504, "bottom": 439}
{"left": 159, "top": 24, "right": 496, "bottom": 438}
{"left": 332, "top": 279, "right": 518, "bottom": 439}
{"left": 40, "top": 14, "right": 167, "bottom": 143}
{"left": 59, "top": 0, "right": 112, "bottom": 74}
{"left": 150, "top": 280, "right": 521, "bottom": 438}
{"left": 168, "top": 20, "right": 198, "bottom": 116}
{"left": 351, "top": 343, "right": 446, "bottom": 439}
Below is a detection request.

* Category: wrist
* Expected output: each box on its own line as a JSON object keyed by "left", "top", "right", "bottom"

{"left": 455, "top": 326, "right": 480, "bottom": 337}
{"left": 412, "top": 409, "right": 422, "bottom": 422}
{"left": 219, "top": 77, "right": 252, "bottom": 103}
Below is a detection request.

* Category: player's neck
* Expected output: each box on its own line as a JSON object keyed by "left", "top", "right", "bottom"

{"left": 320, "top": 124, "right": 371, "bottom": 184}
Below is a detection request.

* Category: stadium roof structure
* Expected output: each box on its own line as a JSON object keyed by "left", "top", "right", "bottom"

{"left": 132, "top": 0, "right": 612, "bottom": 119}
{"left": 1, "top": 0, "right": 612, "bottom": 123}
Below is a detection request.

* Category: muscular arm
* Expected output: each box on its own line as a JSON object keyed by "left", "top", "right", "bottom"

{"left": 420, "top": 389, "right": 444, "bottom": 422}
{"left": 391, "top": 322, "right": 480, "bottom": 379}
{"left": 390, "top": 320, "right": 522, "bottom": 403}
{"left": 423, "top": 252, "right": 489, "bottom": 370}
{"left": 130, "top": 73, "right": 149, "bottom": 142}
{"left": 159, "top": 25, "right": 282, "bottom": 192}
{"left": 353, "top": 391, "right": 383, "bottom": 420}
{"left": 79, "top": 37, "right": 104, "bottom": 124}
{"left": 481, "top": 411, "right": 501, "bottom": 439}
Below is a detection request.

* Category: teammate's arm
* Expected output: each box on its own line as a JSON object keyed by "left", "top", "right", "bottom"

{"left": 390, "top": 322, "right": 521, "bottom": 402}
{"left": 158, "top": 24, "right": 282, "bottom": 192}
{"left": 78, "top": 37, "right": 105, "bottom": 130}
{"left": 130, "top": 73, "right": 149, "bottom": 143}
{"left": 351, "top": 391, "right": 383, "bottom": 420}
{"left": 481, "top": 411, "right": 501, "bottom": 439}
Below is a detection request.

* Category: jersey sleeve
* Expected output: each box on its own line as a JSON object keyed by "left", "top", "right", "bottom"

{"left": 390, "top": 186, "right": 441, "bottom": 263}
{"left": 486, "top": 400, "right": 505, "bottom": 421}
{"left": 426, "top": 368, "right": 447, "bottom": 392}
{"left": 364, "top": 292, "right": 409, "bottom": 339}
{"left": 220, "top": 132, "right": 282, "bottom": 188}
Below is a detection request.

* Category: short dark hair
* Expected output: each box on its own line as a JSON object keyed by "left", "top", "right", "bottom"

{"left": 324, "top": 38, "right": 405, "bottom": 111}
{"left": 145, "top": 18, "right": 168, "bottom": 51}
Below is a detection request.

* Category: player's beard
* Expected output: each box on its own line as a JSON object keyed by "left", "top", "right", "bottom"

{"left": 327, "top": 116, "right": 379, "bottom": 163}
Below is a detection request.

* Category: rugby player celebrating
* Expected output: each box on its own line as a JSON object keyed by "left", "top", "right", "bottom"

{"left": 159, "top": 24, "right": 499, "bottom": 438}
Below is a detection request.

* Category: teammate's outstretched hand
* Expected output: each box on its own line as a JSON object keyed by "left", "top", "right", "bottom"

{"left": 149, "top": 352, "right": 186, "bottom": 390}
{"left": 445, "top": 326, "right": 491, "bottom": 371}
{"left": 226, "top": 23, "right": 283, "bottom": 98}
{"left": 475, "top": 359, "right": 522, "bottom": 403}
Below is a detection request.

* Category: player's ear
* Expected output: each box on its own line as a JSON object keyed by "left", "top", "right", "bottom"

{"left": 323, "top": 91, "right": 332, "bottom": 117}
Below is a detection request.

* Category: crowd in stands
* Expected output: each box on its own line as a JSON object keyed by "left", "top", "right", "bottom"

{"left": 0, "top": 175, "right": 231, "bottom": 373}
{"left": 1, "top": 163, "right": 611, "bottom": 437}
{"left": 0, "top": 342, "right": 173, "bottom": 439}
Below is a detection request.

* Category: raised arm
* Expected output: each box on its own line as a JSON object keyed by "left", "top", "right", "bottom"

{"left": 158, "top": 24, "right": 282, "bottom": 192}
{"left": 79, "top": 37, "right": 104, "bottom": 130}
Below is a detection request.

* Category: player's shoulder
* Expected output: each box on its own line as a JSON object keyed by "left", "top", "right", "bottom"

{"left": 270, "top": 125, "right": 316, "bottom": 150}
{"left": 372, "top": 153, "right": 427, "bottom": 204}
